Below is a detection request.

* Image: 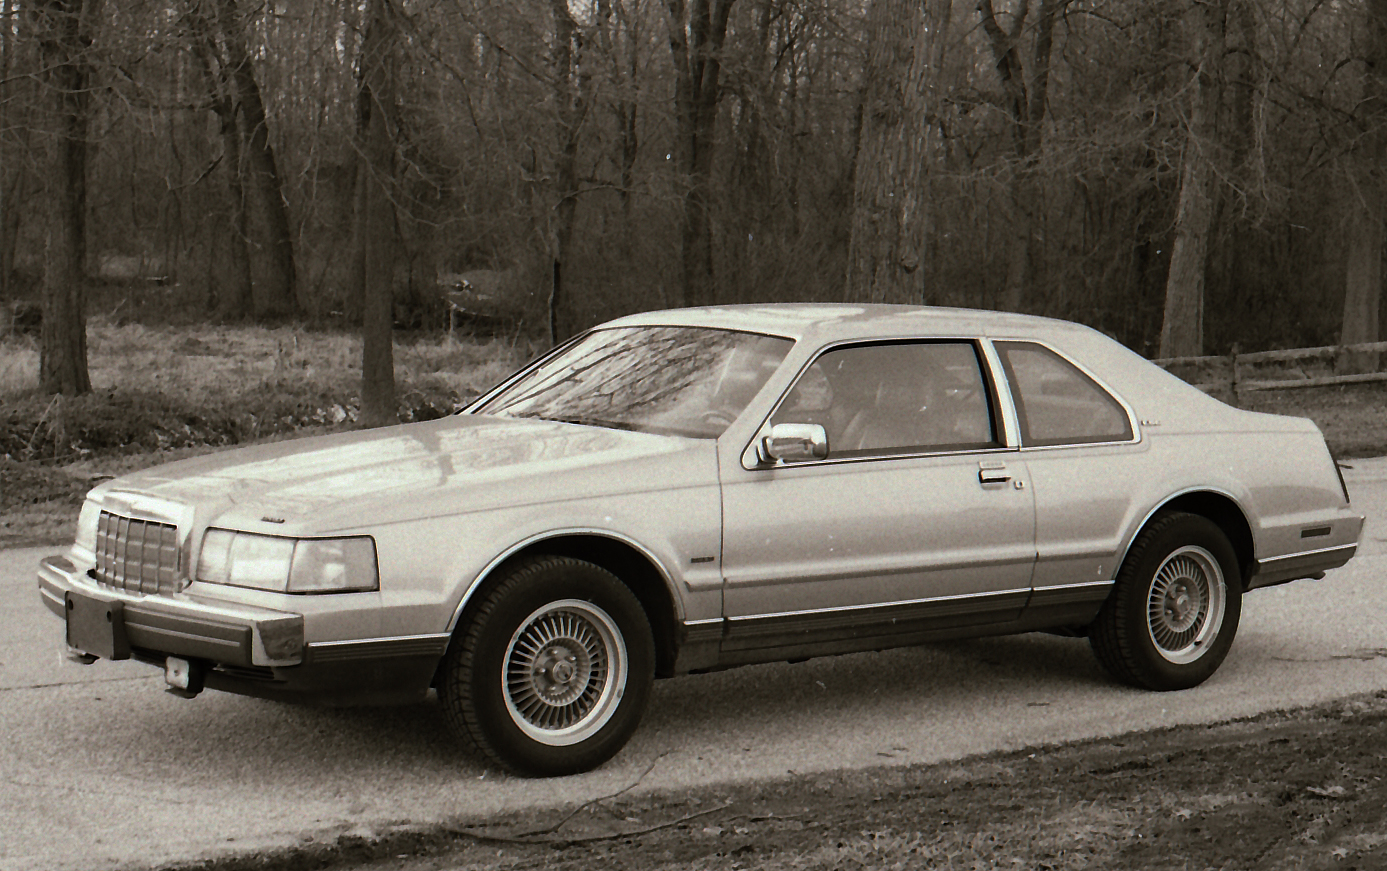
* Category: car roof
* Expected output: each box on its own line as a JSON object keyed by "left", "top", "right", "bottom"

{"left": 597, "top": 304, "right": 1276, "bottom": 434}
{"left": 601, "top": 304, "right": 1091, "bottom": 344}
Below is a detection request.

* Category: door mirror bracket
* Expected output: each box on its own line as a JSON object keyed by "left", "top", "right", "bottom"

{"left": 755, "top": 423, "right": 829, "bottom": 466}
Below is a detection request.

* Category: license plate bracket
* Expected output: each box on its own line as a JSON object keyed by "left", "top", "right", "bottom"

{"left": 65, "top": 590, "right": 131, "bottom": 660}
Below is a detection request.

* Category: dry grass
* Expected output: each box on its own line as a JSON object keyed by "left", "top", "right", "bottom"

{"left": 1, "top": 320, "right": 540, "bottom": 461}
{"left": 0, "top": 320, "right": 541, "bottom": 547}
{"left": 2, "top": 320, "right": 533, "bottom": 409}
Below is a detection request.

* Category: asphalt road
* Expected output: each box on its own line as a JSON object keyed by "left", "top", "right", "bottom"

{"left": 3, "top": 459, "right": 1386, "bottom": 871}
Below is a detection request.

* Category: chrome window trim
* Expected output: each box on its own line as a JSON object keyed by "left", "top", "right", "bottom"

{"left": 988, "top": 338, "right": 1143, "bottom": 449}
{"left": 461, "top": 333, "right": 585, "bottom": 413}
{"left": 742, "top": 442, "right": 1020, "bottom": 471}
{"left": 978, "top": 339, "right": 1022, "bottom": 448}
{"left": 741, "top": 335, "right": 1013, "bottom": 470}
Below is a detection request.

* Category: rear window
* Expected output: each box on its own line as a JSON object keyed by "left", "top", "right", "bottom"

{"left": 995, "top": 341, "right": 1133, "bottom": 447}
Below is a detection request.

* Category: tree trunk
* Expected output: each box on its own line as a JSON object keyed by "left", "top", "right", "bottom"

{"left": 218, "top": 111, "right": 255, "bottom": 320}
{"left": 0, "top": 0, "right": 18, "bottom": 299}
{"left": 216, "top": 0, "right": 298, "bottom": 319}
{"left": 36, "top": 0, "right": 95, "bottom": 396}
{"left": 1340, "top": 201, "right": 1383, "bottom": 370}
{"left": 1159, "top": 0, "right": 1227, "bottom": 359}
{"left": 186, "top": 0, "right": 253, "bottom": 319}
{"left": 356, "top": 0, "right": 398, "bottom": 428}
{"left": 845, "top": 0, "right": 950, "bottom": 303}
{"left": 548, "top": 0, "right": 585, "bottom": 345}
{"left": 980, "top": 0, "right": 1063, "bottom": 313}
{"left": 666, "top": 0, "right": 735, "bottom": 308}
{"left": 1206, "top": 0, "right": 1256, "bottom": 351}
{"left": 1338, "top": 0, "right": 1387, "bottom": 374}
{"left": 0, "top": 170, "right": 22, "bottom": 300}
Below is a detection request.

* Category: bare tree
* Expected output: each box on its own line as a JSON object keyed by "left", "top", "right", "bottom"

{"left": 1338, "top": 0, "right": 1387, "bottom": 373}
{"left": 184, "top": 0, "right": 253, "bottom": 319}
{"left": 35, "top": 0, "right": 98, "bottom": 396}
{"left": 845, "top": 0, "right": 951, "bottom": 303}
{"left": 666, "top": 0, "right": 736, "bottom": 308}
{"left": 357, "top": 0, "right": 399, "bottom": 428}
{"left": 547, "top": 0, "right": 587, "bottom": 343}
{"left": 978, "top": 0, "right": 1065, "bottom": 313}
{"left": 0, "top": 0, "right": 24, "bottom": 300}
{"left": 595, "top": 0, "right": 641, "bottom": 222}
{"left": 1159, "top": 0, "right": 1228, "bottom": 359}
{"left": 215, "top": 0, "right": 298, "bottom": 319}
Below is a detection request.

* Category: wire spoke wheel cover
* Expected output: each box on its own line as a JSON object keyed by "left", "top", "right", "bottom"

{"left": 1145, "top": 545, "right": 1226, "bottom": 664}
{"left": 502, "top": 599, "right": 628, "bottom": 746}
{"left": 439, "top": 556, "right": 654, "bottom": 776}
{"left": 1089, "top": 511, "right": 1242, "bottom": 692}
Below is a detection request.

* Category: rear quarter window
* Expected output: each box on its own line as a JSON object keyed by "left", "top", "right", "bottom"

{"left": 995, "top": 341, "right": 1134, "bottom": 447}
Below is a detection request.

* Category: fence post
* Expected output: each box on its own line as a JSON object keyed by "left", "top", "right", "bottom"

{"left": 1230, "top": 344, "right": 1240, "bottom": 406}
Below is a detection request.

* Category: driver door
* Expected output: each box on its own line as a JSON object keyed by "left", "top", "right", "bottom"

{"left": 718, "top": 340, "right": 1037, "bottom": 659}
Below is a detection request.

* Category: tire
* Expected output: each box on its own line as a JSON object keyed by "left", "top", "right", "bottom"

{"left": 1089, "top": 511, "right": 1242, "bottom": 691}
{"left": 438, "top": 555, "right": 655, "bottom": 776}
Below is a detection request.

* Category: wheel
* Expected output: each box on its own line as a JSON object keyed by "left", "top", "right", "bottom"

{"left": 438, "top": 555, "right": 655, "bottom": 776}
{"left": 1089, "top": 511, "right": 1242, "bottom": 691}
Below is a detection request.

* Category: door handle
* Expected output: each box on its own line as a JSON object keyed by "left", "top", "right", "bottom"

{"left": 978, "top": 461, "right": 1011, "bottom": 485}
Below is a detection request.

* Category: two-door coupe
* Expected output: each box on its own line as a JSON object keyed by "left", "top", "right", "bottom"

{"left": 39, "top": 305, "right": 1363, "bottom": 775}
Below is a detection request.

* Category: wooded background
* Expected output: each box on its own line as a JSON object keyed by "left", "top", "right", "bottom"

{"left": 3, "top": 0, "right": 1386, "bottom": 417}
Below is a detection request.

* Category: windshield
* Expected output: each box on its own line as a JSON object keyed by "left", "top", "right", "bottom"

{"left": 474, "top": 326, "right": 793, "bottom": 438}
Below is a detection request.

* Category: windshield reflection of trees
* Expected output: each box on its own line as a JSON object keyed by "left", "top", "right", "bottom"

{"left": 480, "top": 327, "right": 791, "bottom": 438}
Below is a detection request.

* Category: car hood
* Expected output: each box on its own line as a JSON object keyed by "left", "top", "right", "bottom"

{"left": 93, "top": 414, "right": 717, "bottom": 533}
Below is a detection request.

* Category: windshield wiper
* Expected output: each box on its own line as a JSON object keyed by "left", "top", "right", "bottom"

{"left": 537, "top": 415, "right": 639, "bottom": 432}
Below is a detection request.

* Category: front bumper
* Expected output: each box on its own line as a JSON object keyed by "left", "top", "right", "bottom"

{"left": 39, "top": 554, "right": 447, "bottom": 706}
{"left": 39, "top": 554, "right": 305, "bottom": 666}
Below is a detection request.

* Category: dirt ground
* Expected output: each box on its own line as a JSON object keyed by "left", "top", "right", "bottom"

{"left": 165, "top": 692, "right": 1387, "bottom": 871}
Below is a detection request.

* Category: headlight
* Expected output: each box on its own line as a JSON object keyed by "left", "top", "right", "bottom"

{"left": 196, "top": 529, "right": 378, "bottom": 593}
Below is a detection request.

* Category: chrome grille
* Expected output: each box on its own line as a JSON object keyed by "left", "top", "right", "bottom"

{"left": 94, "top": 511, "right": 181, "bottom": 594}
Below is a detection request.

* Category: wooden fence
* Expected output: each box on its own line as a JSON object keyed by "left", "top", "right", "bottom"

{"left": 1153, "top": 339, "right": 1387, "bottom": 398}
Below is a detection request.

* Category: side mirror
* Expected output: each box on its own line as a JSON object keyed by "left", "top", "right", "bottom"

{"left": 758, "top": 423, "right": 829, "bottom": 465}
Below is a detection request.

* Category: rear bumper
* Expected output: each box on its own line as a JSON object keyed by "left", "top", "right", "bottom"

{"left": 1249, "top": 542, "right": 1359, "bottom": 591}
{"left": 38, "top": 555, "right": 446, "bottom": 705}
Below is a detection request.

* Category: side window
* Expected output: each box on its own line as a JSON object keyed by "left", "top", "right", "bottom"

{"left": 771, "top": 341, "right": 999, "bottom": 457}
{"left": 995, "top": 341, "right": 1133, "bottom": 446}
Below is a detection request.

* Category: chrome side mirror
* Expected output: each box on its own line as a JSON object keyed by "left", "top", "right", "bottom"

{"left": 758, "top": 423, "right": 829, "bottom": 465}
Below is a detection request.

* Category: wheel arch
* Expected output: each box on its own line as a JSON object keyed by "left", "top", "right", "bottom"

{"left": 443, "top": 532, "right": 682, "bottom": 680}
{"left": 1128, "top": 490, "right": 1256, "bottom": 588}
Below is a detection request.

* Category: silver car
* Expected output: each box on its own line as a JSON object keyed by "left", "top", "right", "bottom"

{"left": 38, "top": 305, "right": 1364, "bottom": 776}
